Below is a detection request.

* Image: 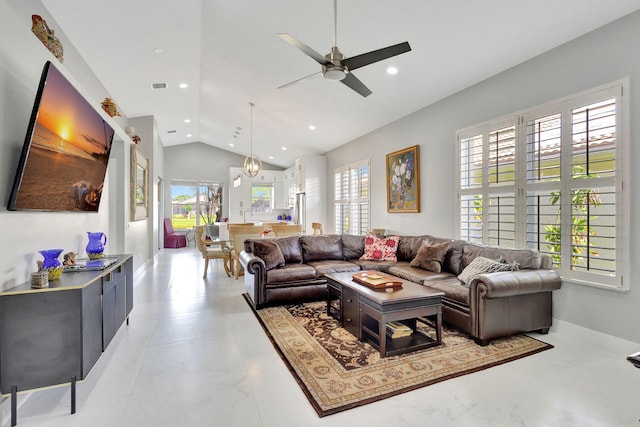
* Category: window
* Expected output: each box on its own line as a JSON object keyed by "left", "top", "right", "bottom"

{"left": 170, "top": 181, "right": 222, "bottom": 229}
{"left": 251, "top": 185, "right": 274, "bottom": 214}
{"left": 457, "top": 82, "right": 628, "bottom": 291}
{"left": 334, "top": 160, "right": 370, "bottom": 235}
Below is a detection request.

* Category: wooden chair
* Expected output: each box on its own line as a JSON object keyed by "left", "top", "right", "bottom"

{"left": 195, "top": 226, "right": 231, "bottom": 278}
{"left": 312, "top": 222, "right": 323, "bottom": 235}
{"left": 272, "top": 223, "right": 303, "bottom": 237}
{"left": 228, "top": 224, "right": 265, "bottom": 279}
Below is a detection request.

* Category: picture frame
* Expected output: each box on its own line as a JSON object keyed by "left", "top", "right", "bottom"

{"left": 386, "top": 145, "right": 420, "bottom": 213}
{"left": 131, "top": 145, "right": 149, "bottom": 220}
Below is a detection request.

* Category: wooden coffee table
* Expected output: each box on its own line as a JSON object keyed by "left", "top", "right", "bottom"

{"left": 326, "top": 271, "right": 444, "bottom": 357}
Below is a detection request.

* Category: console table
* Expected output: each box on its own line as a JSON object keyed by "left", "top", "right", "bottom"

{"left": 0, "top": 254, "right": 133, "bottom": 426}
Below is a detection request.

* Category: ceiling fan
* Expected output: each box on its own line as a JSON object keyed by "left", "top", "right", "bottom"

{"left": 277, "top": 0, "right": 411, "bottom": 97}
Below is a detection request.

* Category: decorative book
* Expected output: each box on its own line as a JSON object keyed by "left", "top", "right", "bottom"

{"left": 386, "top": 321, "right": 413, "bottom": 339}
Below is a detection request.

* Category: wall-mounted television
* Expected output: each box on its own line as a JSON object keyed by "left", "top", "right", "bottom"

{"left": 7, "top": 61, "right": 115, "bottom": 212}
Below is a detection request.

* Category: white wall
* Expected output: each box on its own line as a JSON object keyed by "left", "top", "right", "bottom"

{"left": 0, "top": 0, "right": 154, "bottom": 290}
{"left": 326, "top": 11, "right": 640, "bottom": 343}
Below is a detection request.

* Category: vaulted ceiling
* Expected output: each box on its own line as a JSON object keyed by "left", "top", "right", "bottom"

{"left": 44, "top": 0, "right": 640, "bottom": 167}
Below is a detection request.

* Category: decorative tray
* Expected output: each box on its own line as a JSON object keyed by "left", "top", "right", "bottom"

{"left": 351, "top": 271, "right": 403, "bottom": 289}
{"left": 63, "top": 256, "right": 120, "bottom": 272}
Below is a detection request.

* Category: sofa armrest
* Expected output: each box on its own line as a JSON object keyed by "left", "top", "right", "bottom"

{"left": 240, "top": 250, "right": 266, "bottom": 276}
{"left": 470, "top": 269, "right": 561, "bottom": 299}
{"left": 240, "top": 251, "right": 268, "bottom": 308}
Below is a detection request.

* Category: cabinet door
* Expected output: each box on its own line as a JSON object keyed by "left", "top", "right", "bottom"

{"left": 124, "top": 257, "right": 134, "bottom": 317}
{"left": 102, "top": 268, "right": 125, "bottom": 348}
{"left": 0, "top": 291, "right": 82, "bottom": 392}
{"left": 82, "top": 280, "right": 103, "bottom": 377}
{"left": 102, "top": 276, "right": 117, "bottom": 349}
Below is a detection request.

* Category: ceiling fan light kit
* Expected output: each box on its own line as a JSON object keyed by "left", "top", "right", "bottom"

{"left": 278, "top": 0, "right": 411, "bottom": 97}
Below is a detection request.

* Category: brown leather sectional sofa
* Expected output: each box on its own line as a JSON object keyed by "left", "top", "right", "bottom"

{"left": 240, "top": 234, "right": 561, "bottom": 345}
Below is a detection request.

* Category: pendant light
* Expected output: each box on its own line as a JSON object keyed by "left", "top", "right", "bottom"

{"left": 242, "top": 102, "right": 262, "bottom": 178}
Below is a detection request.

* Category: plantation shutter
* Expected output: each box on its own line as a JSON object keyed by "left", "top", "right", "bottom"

{"left": 457, "top": 82, "right": 625, "bottom": 290}
{"left": 334, "top": 160, "right": 370, "bottom": 235}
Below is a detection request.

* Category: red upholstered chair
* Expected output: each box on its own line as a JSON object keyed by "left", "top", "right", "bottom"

{"left": 164, "top": 218, "right": 187, "bottom": 248}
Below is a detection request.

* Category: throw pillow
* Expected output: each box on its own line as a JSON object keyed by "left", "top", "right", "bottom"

{"left": 457, "top": 256, "right": 519, "bottom": 285}
{"left": 253, "top": 240, "right": 285, "bottom": 270}
{"left": 409, "top": 241, "right": 450, "bottom": 273}
{"left": 359, "top": 233, "right": 400, "bottom": 262}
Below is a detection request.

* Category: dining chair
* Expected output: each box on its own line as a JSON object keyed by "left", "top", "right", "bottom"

{"left": 311, "top": 222, "right": 323, "bottom": 235}
{"left": 163, "top": 218, "right": 187, "bottom": 248}
{"left": 228, "top": 224, "right": 265, "bottom": 279}
{"left": 195, "top": 225, "right": 231, "bottom": 278}
{"left": 272, "top": 223, "right": 303, "bottom": 237}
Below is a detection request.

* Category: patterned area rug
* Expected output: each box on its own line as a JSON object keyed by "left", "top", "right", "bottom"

{"left": 245, "top": 295, "right": 553, "bottom": 417}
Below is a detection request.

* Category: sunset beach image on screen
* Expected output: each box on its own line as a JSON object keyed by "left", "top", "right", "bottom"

{"left": 8, "top": 61, "right": 115, "bottom": 212}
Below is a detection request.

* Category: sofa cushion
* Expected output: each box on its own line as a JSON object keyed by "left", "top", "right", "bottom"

{"left": 360, "top": 233, "right": 400, "bottom": 262}
{"left": 266, "top": 263, "right": 317, "bottom": 284}
{"left": 422, "top": 277, "right": 470, "bottom": 306}
{"left": 396, "top": 235, "right": 429, "bottom": 262}
{"left": 253, "top": 240, "right": 285, "bottom": 270}
{"left": 352, "top": 259, "right": 398, "bottom": 273}
{"left": 274, "top": 236, "right": 303, "bottom": 264}
{"left": 307, "top": 260, "right": 361, "bottom": 278}
{"left": 462, "top": 243, "right": 541, "bottom": 270}
{"left": 457, "top": 256, "right": 519, "bottom": 285}
{"left": 409, "top": 241, "right": 450, "bottom": 273}
{"left": 387, "top": 264, "right": 443, "bottom": 284}
{"left": 341, "top": 234, "right": 365, "bottom": 260}
{"left": 442, "top": 240, "right": 466, "bottom": 275}
{"left": 301, "top": 235, "right": 343, "bottom": 262}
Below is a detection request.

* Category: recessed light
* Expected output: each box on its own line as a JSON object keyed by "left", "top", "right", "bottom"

{"left": 184, "top": 119, "right": 191, "bottom": 123}
{"left": 386, "top": 66, "right": 398, "bottom": 75}
{"left": 186, "top": 134, "right": 192, "bottom": 137}
{"left": 153, "top": 48, "right": 164, "bottom": 54}
{"left": 268, "top": 155, "right": 274, "bottom": 160}
{"left": 229, "top": 143, "right": 234, "bottom": 147}
{"left": 308, "top": 125, "right": 316, "bottom": 130}
{"left": 281, "top": 146, "right": 287, "bottom": 151}
{"left": 178, "top": 83, "right": 188, "bottom": 89}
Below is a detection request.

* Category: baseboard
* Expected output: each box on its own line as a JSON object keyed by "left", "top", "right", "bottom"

{"left": 550, "top": 318, "right": 640, "bottom": 354}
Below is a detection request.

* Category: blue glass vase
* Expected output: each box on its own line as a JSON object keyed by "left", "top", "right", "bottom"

{"left": 39, "top": 249, "right": 63, "bottom": 280}
{"left": 86, "top": 232, "right": 107, "bottom": 259}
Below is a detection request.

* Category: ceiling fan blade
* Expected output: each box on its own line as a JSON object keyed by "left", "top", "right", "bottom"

{"left": 277, "top": 71, "right": 322, "bottom": 90}
{"left": 278, "top": 33, "right": 333, "bottom": 66}
{"left": 342, "top": 41, "right": 411, "bottom": 71}
{"left": 341, "top": 73, "right": 372, "bottom": 97}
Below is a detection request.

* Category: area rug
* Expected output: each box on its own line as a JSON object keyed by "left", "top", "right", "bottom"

{"left": 244, "top": 295, "right": 553, "bottom": 417}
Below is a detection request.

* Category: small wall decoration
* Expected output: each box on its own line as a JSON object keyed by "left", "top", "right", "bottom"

{"left": 101, "top": 98, "right": 121, "bottom": 117}
{"left": 131, "top": 145, "right": 149, "bottom": 220}
{"left": 386, "top": 145, "right": 420, "bottom": 213}
{"left": 31, "top": 15, "right": 64, "bottom": 62}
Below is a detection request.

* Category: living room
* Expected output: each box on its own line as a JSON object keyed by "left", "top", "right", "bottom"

{"left": 2, "top": 1, "right": 640, "bottom": 425}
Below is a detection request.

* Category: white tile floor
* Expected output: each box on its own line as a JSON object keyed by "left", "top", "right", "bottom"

{"left": 3, "top": 247, "right": 640, "bottom": 427}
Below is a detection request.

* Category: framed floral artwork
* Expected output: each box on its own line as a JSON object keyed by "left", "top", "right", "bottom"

{"left": 386, "top": 145, "right": 420, "bottom": 213}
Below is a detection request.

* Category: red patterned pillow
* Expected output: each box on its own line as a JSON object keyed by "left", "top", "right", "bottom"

{"left": 359, "top": 233, "right": 400, "bottom": 262}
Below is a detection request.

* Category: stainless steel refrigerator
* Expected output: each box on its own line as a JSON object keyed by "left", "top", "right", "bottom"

{"left": 294, "top": 192, "right": 306, "bottom": 234}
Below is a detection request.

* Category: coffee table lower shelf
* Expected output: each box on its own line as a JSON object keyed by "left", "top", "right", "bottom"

{"left": 361, "top": 316, "right": 440, "bottom": 357}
